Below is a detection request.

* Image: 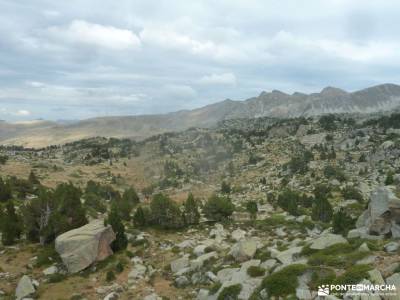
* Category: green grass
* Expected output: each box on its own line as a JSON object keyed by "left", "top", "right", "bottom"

{"left": 334, "top": 264, "right": 372, "bottom": 285}
{"left": 261, "top": 264, "right": 309, "bottom": 297}
{"left": 247, "top": 266, "right": 266, "bottom": 277}
{"left": 217, "top": 284, "right": 242, "bottom": 300}
{"left": 208, "top": 282, "right": 222, "bottom": 295}
{"left": 36, "top": 245, "right": 61, "bottom": 267}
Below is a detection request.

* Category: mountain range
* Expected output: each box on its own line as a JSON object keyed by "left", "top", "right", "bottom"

{"left": 1, "top": 83, "right": 400, "bottom": 148}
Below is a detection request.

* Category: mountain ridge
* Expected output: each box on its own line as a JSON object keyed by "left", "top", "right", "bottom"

{"left": 1, "top": 83, "right": 400, "bottom": 147}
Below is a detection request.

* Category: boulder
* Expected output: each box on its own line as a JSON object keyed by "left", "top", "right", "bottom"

{"left": 357, "top": 186, "right": 400, "bottom": 237}
{"left": 385, "top": 241, "right": 400, "bottom": 253}
{"left": 55, "top": 219, "right": 115, "bottom": 273}
{"left": 231, "top": 229, "right": 246, "bottom": 241}
{"left": 229, "top": 238, "right": 257, "bottom": 262}
{"left": 385, "top": 273, "right": 400, "bottom": 300}
{"left": 190, "top": 251, "right": 218, "bottom": 270}
{"left": 276, "top": 247, "right": 303, "bottom": 265}
{"left": 43, "top": 265, "right": 58, "bottom": 276}
{"left": 170, "top": 256, "right": 189, "bottom": 274}
{"left": 15, "top": 275, "right": 35, "bottom": 300}
{"left": 309, "top": 234, "right": 348, "bottom": 250}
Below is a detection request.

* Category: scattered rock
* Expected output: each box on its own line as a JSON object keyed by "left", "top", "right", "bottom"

{"left": 175, "top": 275, "right": 190, "bottom": 288}
{"left": 231, "top": 229, "right": 246, "bottom": 241}
{"left": 104, "top": 292, "right": 119, "bottom": 300}
{"left": 43, "top": 265, "right": 59, "bottom": 276}
{"left": 385, "top": 241, "right": 400, "bottom": 253}
{"left": 276, "top": 247, "right": 303, "bottom": 264}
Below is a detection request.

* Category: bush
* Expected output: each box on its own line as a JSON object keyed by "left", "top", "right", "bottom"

{"left": 183, "top": 193, "right": 200, "bottom": 225}
{"left": 334, "top": 264, "right": 371, "bottom": 285}
{"left": 247, "top": 266, "right": 266, "bottom": 277}
{"left": 332, "top": 209, "right": 355, "bottom": 235}
{"left": 36, "top": 245, "right": 61, "bottom": 267}
{"left": 203, "top": 194, "right": 235, "bottom": 221}
{"left": 342, "top": 186, "right": 364, "bottom": 202}
{"left": 106, "top": 270, "right": 116, "bottom": 282}
{"left": 217, "top": 284, "right": 242, "bottom": 300}
{"left": 48, "top": 273, "right": 66, "bottom": 283}
{"left": 277, "top": 190, "right": 300, "bottom": 216}
{"left": 209, "top": 282, "right": 222, "bottom": 295}
{"left": 261, "top": 264, "right": 308, "bottom": 297}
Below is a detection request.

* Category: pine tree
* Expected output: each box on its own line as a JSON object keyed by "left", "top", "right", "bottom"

{"left": 150, "top": 193, "right": 185, "bottom": 229}
{"left": 0, "top": 178, "right": 12, "bottom": 202}
{"left": 385, "top": 172, "right": 394, "bottom": 185}
{"left": 117, "top": 187, "right": 139, "bottom": 220}
{"left": 312, "top": 195, "right": 333, "bottom": 223}
{"left": 221, "top": 181, "right": 231, "bottom": 194}
{"left": 28, "top": 170, "right": 40, "bottom": 185}
{"left": 246, "top": 201, "right": 258, "bottom": 220}
{"left": 183, "top": 193, "right": 200, "bottom": 225}
{"left": 332, "top": 209, "right": 354, "bottom": 234}
{"left": 106, "top": 202, "right": 128, "bottom": 251}
{"left": 1, "top": 200, "right": 22, "bottom": 245}
{"left": 133, "top": 206, "right": 147, "bottom": 227}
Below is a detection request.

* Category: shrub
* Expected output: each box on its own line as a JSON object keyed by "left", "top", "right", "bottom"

{"left": 277, "top": 189, "right": 300, "bottom": 216}
{"left": 203, "top": 194, "right": 235, "bottom": 221}
{"left": 246, "top": 201, "right": 258, "bottom": 220}
{"left": 217, "top": 284, "right": 242, "bottom": 300}
{"left": 106, "top": 203, "right": 128, "bottom": 252}
{"left": 48, "top": 273, "right": 66, "bottom": 283}
{"left": 332, "top": 209, "right": 355, "bottom": 235}
{"left": 115, "top": 262, "right": 124, "bottom": 273}
{"left": 106, "top": 270, "right": 116, "bottom": 282}
{"left": 261, "top": 264, "right": 308, "bottom": 297}
{"left": 342, "top": 186, "right": 364, "bottom": 202}
{"left": 247, "top": 266, "right": 266, "bottom": 277}
{"left": 334, "top": 264, "right": 371, "bottom": 285}
{"left": 209, "top": 282, "right": 222, "bottom": 295}
{"left": 221, "top": 181, "right": 231, "bottom": 194}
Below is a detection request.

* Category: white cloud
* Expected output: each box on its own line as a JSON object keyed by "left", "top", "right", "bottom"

{"left": 139, "top": 27, "right": 246, "bottom": 62}
{"left": 164, "top": 84, "right": 197, "bottom": 99}
{"left": 46, "top": 20, "right": 141, "bottom": 51}
{"left": 199, "top": 73, "right": 237, "bottom": 85}
{"left": 14, "top": 110, "right": 31, "bottom": 116}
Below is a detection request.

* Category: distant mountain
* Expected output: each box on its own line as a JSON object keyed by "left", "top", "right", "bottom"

{"left": 1, "top": 83, "right": 400, "bottom": 147}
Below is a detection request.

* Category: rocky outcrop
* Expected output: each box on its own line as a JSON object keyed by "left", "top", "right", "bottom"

{"left": 309, "top": 233, "right": 348, "bottom": 250}
{"left": 356, "top": 186, "right": 400, "bottom": 238}
{"left": 55, "top": 219, "right": 116, "bottom": 273}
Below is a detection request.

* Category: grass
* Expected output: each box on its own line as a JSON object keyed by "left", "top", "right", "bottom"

{"left": 247, "top": 266, "right": 266, "bottom": 277}
{"left": 301, "top": 242, "right": 370, "bottom": 268}
{"left": 334, "top": 264, "right": 372, "bottom": 285}
{"left": 217, "top": 284, "right": 242, "bottom": 300}
{"left": 208, "top": 282, "right": 222, "bottom": 295}
{"left": 261, "top": 264, "right": 309, "bottom": 297}
{"left": 36, "top": 245, "right": 61, "bottom": 267}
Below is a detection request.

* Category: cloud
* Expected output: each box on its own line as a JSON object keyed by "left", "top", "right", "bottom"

{"left": 199, "top": 73, "right": 237, "bottom": 85}
{"left": 14, "top": 110, "right": 31, "bottom": 116}
{"left": 164, "top": 84, "right": 197, "bottom": 99}
{"left": 46, "top": 20, "right": 141, "bottom": 51}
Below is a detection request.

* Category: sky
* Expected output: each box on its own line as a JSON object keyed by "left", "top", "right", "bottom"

{"left": 1, "top": 0, "right": 400, "bottom": 121}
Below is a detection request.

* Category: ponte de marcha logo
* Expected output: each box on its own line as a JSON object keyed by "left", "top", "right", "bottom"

{"left": 317, "top": 283, "right": 397, "bottom": 297}
{"left": 318, "top": 285, "right": 330, "bottom": 296}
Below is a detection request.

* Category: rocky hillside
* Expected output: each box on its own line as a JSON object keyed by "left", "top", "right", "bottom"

{"left": 1, "top": 111, "right": 400, "bottom": 299}
{"left": 1, "top": 83, "right": 400, "bottom": 148}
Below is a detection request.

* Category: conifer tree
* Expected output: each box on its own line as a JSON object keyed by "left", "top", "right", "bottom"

{"left": 183, "top": 193, "right": 200, "bottom": 225}
{"left": 133, "top": 206, "right": 147, "bottom": 227}
{"left": 106, "top": 202, "right": 128, "bottom": 251}
{"left": 1, "top": 200, "right": 22, "bottom": 245}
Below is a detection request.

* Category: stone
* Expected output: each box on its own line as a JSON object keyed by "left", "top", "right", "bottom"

{"left": 385, "top": 273, "right": 400, "bottom": 300}
{"left": 177, "top": 240, "right": 195, "bottom": 249}
{"left": 209, "top": 224, "right": 227, "bottom": 241}
{"left": 385, "top": 241, "right": 400, "bottom": 253}
{"left": 310, "top": 234, "right": 348, "bottom": 250}
{"left": 296, "top": 287, "right": 312, "bottom": 300}
{"left": 260, "top": 259, "right": 278, "bottom": 271}
{"left": 15, "top": 275, "right": 35, "bottom": 300}
{"left": 170, "top": 256, "right": 189, "bottom": 274}
{"left": 144, "top": 293, "right": 162, "bottom": 300}
{"left": 190, "top": 251, "right": 218, "bottom": 270}
{"left": 206, "top": 271, "right": 218, "bottom": 282}
{"left": 231, "top": 229, "right": 246, "bottom": 241}
{"left": 175, "top": 275, "right": 189, "bottom": 288}
{"left": 276, "top": 247, "right": 303, "bottom": 265}
{"left": 128, "top": 264, "right": 147, "bottom": 283}
{"left": 358, "top": 242, "right": 370, "bottom": 252}
{"left": 104, "top": 292, "right": 119, "bottom": 300}
{"left": 217, "top": 268, "right": 239, "bottom": 283}
{"left": 229, "top": 238, "right": 257, "bottom": 262}
{"left": 55, "top": 219, "right": 116, "bottom": 273}
{"left": 193, "top": 245, "right": 207, "bottom": 257}
{"left": 367, "top": 269, "right": 385, "bottom": 285}
{"left": 43, "top": 265, "right": 58, "bottom": 276}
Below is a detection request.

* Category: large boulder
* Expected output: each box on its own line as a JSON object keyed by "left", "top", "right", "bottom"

{"left": 55, "top": 219, "right": 116, "bottom": 273}
{"left": 356, "top": 186, "right": 400, "bottom": 238}
{"left": 15, "top": 275, "right": 36, "bottom": 300}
